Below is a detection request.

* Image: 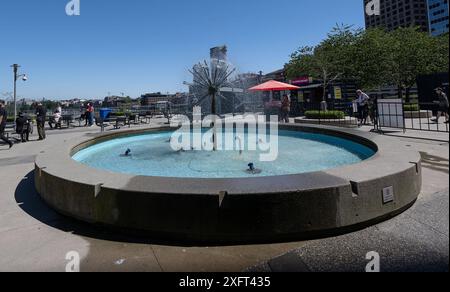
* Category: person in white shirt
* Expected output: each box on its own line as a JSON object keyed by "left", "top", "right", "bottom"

{"left": 49, "top": 105, "right": 62, "bottom": 129}
{"left": 355, "top": 90, "right": 370, "bottom": 126}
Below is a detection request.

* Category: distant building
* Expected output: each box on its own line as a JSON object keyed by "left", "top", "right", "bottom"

{"left": 210, "top": 45, "right": 227, "bottom": 62}
{"left": 140, "top": 92, "right": 171, "bottom": 106}
{"left": 427, "top": 0, "right": 449, "bottom": 36}
{"left": 230, "top": 73, "right": 265, "bottom": 113}
{"left": 103, "top": 96, "right": 127, "bottom": 107}
{"left": 263, "top": 69, "right": 286, "bottom": 82}
{"left": 364, "top": 0, "right": 429, "bottom": 32}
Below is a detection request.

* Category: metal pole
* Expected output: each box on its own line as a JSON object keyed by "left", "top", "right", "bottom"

{"left": 12, "top": 64, "right": 19, "bottom": 120}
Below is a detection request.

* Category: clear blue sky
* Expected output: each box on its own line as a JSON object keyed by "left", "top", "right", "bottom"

{"left": 0, "top": 0, "right": 365, "bottom": 100}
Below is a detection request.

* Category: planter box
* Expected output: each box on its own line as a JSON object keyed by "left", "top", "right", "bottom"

{"left": 404, "top": 110, "right": 432, "bottom": 119}
{"left": 294, "top": 117, "right": 358, "bottom": 128}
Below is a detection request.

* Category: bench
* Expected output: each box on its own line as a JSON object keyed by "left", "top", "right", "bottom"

{"left": 111, "top": 116, "right": 131, "bottom": 129}
{"left": 3, "top": 123, "right": 16, "bottom": 139}
{"left": 3, "top": 123, "right": 31, "bottom": 141}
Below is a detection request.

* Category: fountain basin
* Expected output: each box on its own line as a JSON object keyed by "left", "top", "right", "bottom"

{"left": 34, "top": 124, "right": 422, "bottom": 243}
{"left": 72, "top": 129, "right": 375, "bottom": 179}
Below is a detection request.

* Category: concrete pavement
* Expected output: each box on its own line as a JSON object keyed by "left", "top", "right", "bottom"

{"left": 247, "top": 136, "right": 449, "bottom": 272}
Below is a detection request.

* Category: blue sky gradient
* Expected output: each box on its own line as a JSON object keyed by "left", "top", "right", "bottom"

{"left": 0, "top": 0, "right": 365, "bottom": 99}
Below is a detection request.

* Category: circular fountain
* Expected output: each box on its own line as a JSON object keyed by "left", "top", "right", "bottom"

{"left": 34, "top": 124, "right": 422, "bottom": 243}
{"left": 72, "top": 129, "right": 375, "bottom": 179}
{"left": 34, "top": 49, "right": 422, "bottom": 242}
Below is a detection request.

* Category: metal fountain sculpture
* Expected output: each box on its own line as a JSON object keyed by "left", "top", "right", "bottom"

{"left": 189, "top": 60, "right": 236, "bottom": 151}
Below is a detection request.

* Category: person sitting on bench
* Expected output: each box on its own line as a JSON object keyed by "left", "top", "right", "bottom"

{"left": 16, "top": 112, "right": 31, "bottom": 143}
{"left": 49, "top": 108, "right": 62, "bottom": 129}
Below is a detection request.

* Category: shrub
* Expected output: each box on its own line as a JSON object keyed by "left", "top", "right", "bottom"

{"left": 111, "top": 112, "right": 126, "bottom": 117}
{"left": 404, "top": 104, "right": 420, "bottom": 112}
{"left": 305, "top": 110, "right": 345, "bottom": 120}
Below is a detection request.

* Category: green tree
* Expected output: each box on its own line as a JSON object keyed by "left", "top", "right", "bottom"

{"left": 352, "top": 28, "right": 392, "bottom": 89}
{"left": 386, "top": 27, "right": 449, "bottom": 101}
{"left": 286, "top": 25, "right": 361, "bottom": 102}
{"left": 286, "top": 25, "right": 449, "bottom": 103}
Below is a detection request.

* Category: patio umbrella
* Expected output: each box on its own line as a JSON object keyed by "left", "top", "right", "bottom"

{"left": 248, "top": 80, "right": 300, "bottom": 92}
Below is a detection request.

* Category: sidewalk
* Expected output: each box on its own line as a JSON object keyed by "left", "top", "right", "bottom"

{"left": 247, "top": 135, "right": 449, "bottom": 272}
{"left": 360, "top": 125, "right": 449, "bottom": 142}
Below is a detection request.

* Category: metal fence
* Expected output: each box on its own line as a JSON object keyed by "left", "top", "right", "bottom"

{"left": 374, "top": 99, "right": 449, "bottom": 133}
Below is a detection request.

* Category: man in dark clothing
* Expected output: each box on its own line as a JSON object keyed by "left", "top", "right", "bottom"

{"left": 16, "top": 112, "right": 31, "bottom": 143}
{"left": 35, "top": 102, "right": 47, "bottom": 140}
{"left": 0, "top": 100, "right": 13, "bottom": 148}
{"left": 431, "top": 88, "right": 449, "bottom": 124}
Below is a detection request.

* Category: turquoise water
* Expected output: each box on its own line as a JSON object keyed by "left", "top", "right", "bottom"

{"left": 72, "top": 130, "right": 375, "bottom": 178}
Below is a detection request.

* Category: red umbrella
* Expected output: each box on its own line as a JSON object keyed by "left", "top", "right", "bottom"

{"left": 248, "top": 80, "right": 300, "bottom": 92}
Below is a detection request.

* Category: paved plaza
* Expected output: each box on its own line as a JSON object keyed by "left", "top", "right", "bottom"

{"left": 0, "top": 121, "right": 448, "bottom": 272}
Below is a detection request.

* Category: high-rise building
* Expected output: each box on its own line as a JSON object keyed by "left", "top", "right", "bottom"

{"left": 364, "top": 0, "right": 429, "bottom": 32}
{"left": 427, "top": 0, "right": 449, "bottom": 36}
{"left": 210, "top": 45, "right": 227, "bottom": 62}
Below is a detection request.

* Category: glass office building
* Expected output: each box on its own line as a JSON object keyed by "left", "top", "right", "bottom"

{"left": 428, "top": 0, "right": 449, "bottom": 36}
{"left": 364, "top": 0, "right": 429, "bottom": 32}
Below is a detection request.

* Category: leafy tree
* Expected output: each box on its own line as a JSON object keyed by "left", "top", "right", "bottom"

{"left": 352, "top": 28, "right": 392, "bottom": 89}
{"left": 385, "top": 27, "right": 448, "bottom": 101}
{"left": 286, "top": 25, "right": 361, "bottom": 102}
{"left": 286, "top": 26, "right": 449, "bottom": 103}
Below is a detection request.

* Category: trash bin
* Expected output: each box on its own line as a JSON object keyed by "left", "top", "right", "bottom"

{"left": 99, "top": 108, "right": 112, "bottom": 120}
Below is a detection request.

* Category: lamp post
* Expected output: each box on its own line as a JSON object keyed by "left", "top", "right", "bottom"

{"left": 11, "top": 64, "right": 28, "bottom": 119}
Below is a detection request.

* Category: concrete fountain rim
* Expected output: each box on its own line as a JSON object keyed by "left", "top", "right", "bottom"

{"left": 33, "top": 123, "right": 422, "bottom": 242}
{"left": 35, "top": 123, "right": 419, "bottom": 195}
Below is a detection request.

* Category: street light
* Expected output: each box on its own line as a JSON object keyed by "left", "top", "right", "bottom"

{"left": 11, "top": 64, "right": 28, "bottom": 119}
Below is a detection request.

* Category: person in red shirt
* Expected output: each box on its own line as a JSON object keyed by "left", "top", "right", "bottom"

{"left": 87, "top": 103, "right": 95, "bottom": 127}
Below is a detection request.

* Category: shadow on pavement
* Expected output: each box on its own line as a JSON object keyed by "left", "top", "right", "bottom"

{"left": 14, "top": 171, "right": 205, "bottom": 247}
{"left": 420, "top": 152, "right": 449, "bottom": 174}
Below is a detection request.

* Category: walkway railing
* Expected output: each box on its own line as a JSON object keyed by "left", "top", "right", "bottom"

{"left": 374, "top": 100, "right": 449, "bottom": 133}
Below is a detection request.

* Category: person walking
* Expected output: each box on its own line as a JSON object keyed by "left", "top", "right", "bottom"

{"left": 35, "top": 102, "right": 47, "bottom": 140}
{"left": 431, "top": 88, "right": 449, "bottom": 124}
{"left": 355, "top": 90, "right": 370, "bottom": 127}
{"left": 0, "top": 100, "right": 13, "bottom": 149}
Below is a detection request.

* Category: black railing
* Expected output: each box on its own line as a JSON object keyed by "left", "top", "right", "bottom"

{"left": 374, "top": 99, "right": 449, "bottom": 133}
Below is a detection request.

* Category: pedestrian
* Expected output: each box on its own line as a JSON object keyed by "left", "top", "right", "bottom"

{"left": 88, "top": 103, "right": 95, "bottom": 127}
{"left": 84, "top": 103, "right": 89, "bottom": 127}
{"left": 368, "top": 95, "right": 378, "bottom": 126}
{"left": 355, "top": 90, "right": 370, "bottom": 127}
{"left": 87, "top": 103, "right": 95, "bottom": 127}
{"left": 431, "top": 87, "right": 449, "bottom": 124}
{"left": 0, "top": 100, "right": 13, "bottom": 149}
{"left": 35, "top": 102, "right": 47, "bottom": 140}
{"left": 280, "top": 94, "right": 291, "bottom": 123}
